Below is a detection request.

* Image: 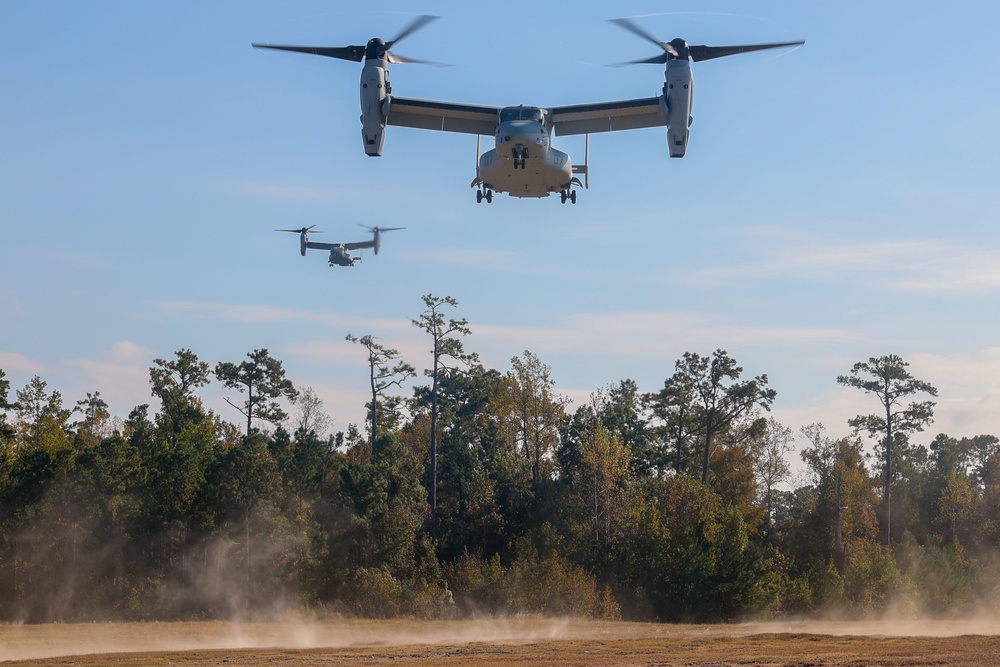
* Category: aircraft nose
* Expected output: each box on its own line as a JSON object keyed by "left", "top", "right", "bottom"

{"left": 498, "top": 120, "right": 541, "bottom": 145}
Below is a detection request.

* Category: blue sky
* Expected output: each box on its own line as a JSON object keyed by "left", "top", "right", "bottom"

{"left": 2, "top": 1, "right": 999, "bottom": 456}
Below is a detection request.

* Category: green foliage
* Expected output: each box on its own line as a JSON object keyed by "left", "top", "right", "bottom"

{"left": 150, "top": 349, "right": 211, "bottom": 446}
{"left": 558, "top": 423, "right": 631, "bottom": 562}
{"left": 72, "top": 391, "right": 111, "bottom": 449}
{"left": 586, "top": 380, "right": 656, "bottom": 477}
{"left": 411, "top": 294, "right": 477, "bottom": 536}
{"left": 808, "top": 562, "right": 847, "bottom": 610}
{"left": 504, "top": 540, "right": 600, "bottom": 616}
{"left": 501, "top": 350, "right": 567, "bottom": 490}
{"left": 970, "top": 550, "right": 1000, "bottom": 615}
{"left": 751, "top": 417, "right": 794, "bottom": 530}
{"left": 2, "top": 340, "right": 1000, "bottom": 624}
{"left": 650, "top": 350, "right": 776, "bottom": 486}
{"left": 443, "top": 542, "right": 604, "bottom": 618}
{"left": 0, "top": 369, "right": 15, "bottom": 441}
{"left": 309, "top": 432, "right": 434, "bottom": 610}
{"left": 444, "top": 551, "right": 506, "bottom": 614}
{"left": 838, "top": 354, "right": 938, "bottom": 545}
{"left": 837, "top": 356, "right": 938, "bottom": 445}
{"left": 842, "top": 542, "right": 905, "bottom": 615}
{"left": 204, "top": 432, "right": 279, "bottom": 520}
{"left": 345, "top": 567, "right": 406, "bottom": 617}
{"left": 434, "top": 415, "right": 506, "bottom": 563}
{"left": 612, "top": 475, "right": 779, "bottom": 621}
{"left": 345, "top": 333, "right": 416, "bottom": 456}
{"left": 896, "top": 535, "right": 974, "bottom": 616}
{"left": 646, "top": 363, "right": 703, "bottom": 476}
{"left": 14, "top": 375, "right": 71, "bottom": 452}
{"left": 215, "top": 348, "right": 297, "bottom": 434}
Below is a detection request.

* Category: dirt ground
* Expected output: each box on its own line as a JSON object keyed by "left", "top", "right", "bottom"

{"left": 2, "top": 617, "right": 1000, "bottom": 666}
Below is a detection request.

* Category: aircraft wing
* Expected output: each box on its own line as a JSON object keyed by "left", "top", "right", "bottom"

{"left": 550, "top": 97, "right": 667, "bottom": 136}
{"left": 386, "top": 96, "right": 500, "bottom": 136}
{"left": 305, "top": 241, "right": 345, "bottom": 252}
{"left": 306, "top": 240, "right": 374, "bottom": 251}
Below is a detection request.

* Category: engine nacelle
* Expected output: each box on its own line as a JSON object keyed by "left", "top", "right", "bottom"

{"left": 360, "top": 63, "right": 388, "bottom": 156}
{"left": 663, "top": 59, "right": 694, "bottom": 158}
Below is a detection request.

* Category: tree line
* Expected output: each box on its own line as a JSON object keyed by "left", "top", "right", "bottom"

{"left": 1, "top": 294, "right": 997, "bottom": 623}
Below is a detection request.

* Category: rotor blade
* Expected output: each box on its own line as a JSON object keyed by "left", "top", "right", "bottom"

{"left": 358, "top": 225, "right": 406, "bottom": 232}
{"left": 386, "top": 14, "right": 439, "bottom": 49}
{"left": 276, "top": 225, "right": 317, "bottom": 233}
{"left": 688, "top": 40, "right": 805, "bottom": 62}
{"left": 609, "top": 18, "right": 664, "bottom": 50}
{"left": 611, "top": 53, "right": 671, "bottom": 67}
{"left": 252, "top": 43, "right": 366, "bottom": 62}
{"left": 608, "top": 18, "right": 678, "bottom": 56}
{"left": 385, "top": 52, "right": 450, "bottom": 67}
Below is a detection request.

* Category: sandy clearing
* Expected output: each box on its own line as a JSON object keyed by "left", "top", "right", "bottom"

{"left": 2, "top": 618, "right": 1000, "bottom": 665}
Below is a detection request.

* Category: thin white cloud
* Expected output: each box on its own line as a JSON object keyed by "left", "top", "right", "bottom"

{"left": 772, "top": 349, "right": 1000, "bottom": 453}
{"left": 694, "top": 229, "right": 1000, "bottom": 295}
{"left": 0, "top": 351, "right": 43, "bottom": 375}
{"left": 279, "top": 339, "right": 367, "bottom": 366}
{"left": 475, "top": 311, "right": 854, "bottom": 360}
{"left": 888, "top": 251, "right": 1000, "bottom": 293}
{"left": 284, "top": 334, "right": 433, "bottom": 370}
{"left": 699, "top": 236, "right": 937, "bottom": 279}
{"left": 139, "top": 300, "right": 998, "bottom": 443}
{"left": 151, "top": 300, "right": 412, "bottom": 333}
{"left": 102, "top": 340, "right": 155, "bottom": 363}
{"left": 287, "top": 379, "right": 370, "bottom": 432}
{"left": 907, "top": 349, "right": 1000, "bottom": 435}
{"left": 65, "top": 341, "right": 157, "bottom": 415}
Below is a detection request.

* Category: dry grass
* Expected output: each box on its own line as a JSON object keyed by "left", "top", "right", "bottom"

{"left": 2, "top": 618, "right": 1000, "bottom": 666}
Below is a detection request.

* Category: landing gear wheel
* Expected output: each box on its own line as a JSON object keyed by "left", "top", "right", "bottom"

{"left": 560, "top": 191, "right": 567, "bottom": 204}
{"left": 485, "top": 190, "right": 493, "bottom": 203}
{"left": 570, "top": 190, "right": 577, "bottom": 204}
{"left": 476, "top": 189, "right": 483, "bottom": 203}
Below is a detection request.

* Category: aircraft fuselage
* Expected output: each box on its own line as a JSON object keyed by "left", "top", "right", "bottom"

{"left": 328, "top": 245, "right": 356, "bottom": 266}
{"left": 476, "top": 106, "right": 575, "bottom": 199}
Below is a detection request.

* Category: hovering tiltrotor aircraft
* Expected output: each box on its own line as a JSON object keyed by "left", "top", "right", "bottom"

{"left": 277, "top": 225, "right": 404, "bottom": 267}
{"left": 253, "top": 16, "right": 803, "bottom": 204}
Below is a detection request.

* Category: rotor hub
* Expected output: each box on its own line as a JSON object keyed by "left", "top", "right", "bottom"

{"left": 669, "top": 38, "right": 690, "bottom": 59}
{"left": 366, "top": 38, "right": 388, "bottom": 60}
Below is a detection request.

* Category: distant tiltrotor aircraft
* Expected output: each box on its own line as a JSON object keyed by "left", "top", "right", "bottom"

{"left": 276, "top": 225, "right": 404, "bottom": 268}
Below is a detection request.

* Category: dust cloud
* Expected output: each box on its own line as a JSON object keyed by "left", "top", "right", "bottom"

{"left": 3, "top": 616, "right": 999, "bottom": 663}
{"left": 0, "top": 617, "right": 569, "bottom": 662}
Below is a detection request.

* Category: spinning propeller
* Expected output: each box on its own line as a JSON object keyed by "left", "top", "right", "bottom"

{"left": 252, "top": 15, "right": 445, "bottom": 66}
{"left": 610, "top": 17, "right": 804, "bottom": 64}
{"left": 276, "top": 225, "right": 318, "bottom": 235}
{"left": 359, "top": 225, "right": 405, "bottom": 255}
{"left": 276, "top": 225, "right": 318, "bottom": 256}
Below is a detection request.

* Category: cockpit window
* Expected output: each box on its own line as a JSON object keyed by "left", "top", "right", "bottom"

{"left": 499, "top": 106, "right": 544, "bottom": 123}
